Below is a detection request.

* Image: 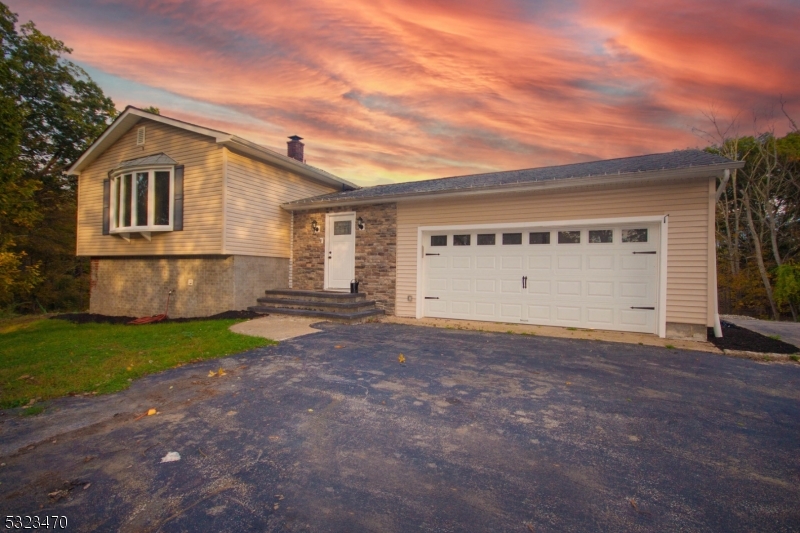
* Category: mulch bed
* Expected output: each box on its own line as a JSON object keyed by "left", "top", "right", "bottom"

{"left": 707, "top": 321, "right": 799, "bottom": 354}
{"left": 51, "top": 310, "right": 264, "bottom": 326}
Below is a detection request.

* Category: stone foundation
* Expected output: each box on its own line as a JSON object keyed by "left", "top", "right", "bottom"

{"left": 89, "top": 255, "right": 288, "bottom": 318}
{"left": 292, "top": 204, "right": 397, "bottom": 314}
{"left": 666, "top": 322, "right": 708, "bottom": 341}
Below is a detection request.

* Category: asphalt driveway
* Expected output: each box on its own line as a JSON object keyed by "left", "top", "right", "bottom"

{"left": 1, "top": 322, "right": 798, "bottom": 532}
{"left": 723, "top": 316, "right": 800, "bottom": 350}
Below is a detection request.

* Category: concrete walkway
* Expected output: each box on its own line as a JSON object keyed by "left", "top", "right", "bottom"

{"left": 723, "top": 316, "right": 800, "bottom": 349}
{"left": 228, "top": 314, "right": 322, "bottom": 341}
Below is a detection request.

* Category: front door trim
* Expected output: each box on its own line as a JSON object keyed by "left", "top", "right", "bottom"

{"left": 324, "top": 211, "right": 356, "bottom": 291}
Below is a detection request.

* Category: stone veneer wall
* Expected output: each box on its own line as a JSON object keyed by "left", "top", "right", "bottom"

{"left": 89, "top": 255, "right": 288, "bottom": 317}
{"left": 292, "top": 203, "right": 397, "bottom": 314}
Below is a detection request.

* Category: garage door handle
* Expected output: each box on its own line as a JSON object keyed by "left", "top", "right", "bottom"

{"left": 633, "top": 251, "right": 657, "bottom": 254}
{"left": 630, "top": 306, "right": 655, "bottom": 310}
{"left": 425, "top": 253, "right": 440, "bottom": 256}
{"left": 425, "top": 297, "right": 439, "bottom": 300}
{"left": 522, "top": 276, "right": 527, "bottom": 288}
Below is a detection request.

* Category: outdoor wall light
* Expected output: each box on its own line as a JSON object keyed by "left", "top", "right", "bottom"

{"left": 357, "top": 217, "right": 365, "bottom": 230}
{"left": 311, "top": 220, "right": 319, "bottom": 233}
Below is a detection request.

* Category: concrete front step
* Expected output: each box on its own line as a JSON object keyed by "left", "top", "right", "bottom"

{"left": 263, "top": 289, "right": 367, "bottom": 303}
{"left": 248, "top": 305, "right": 384, "bottom": 323}
{"left": 256, "top": 297, "right": 379, "bottom": 312}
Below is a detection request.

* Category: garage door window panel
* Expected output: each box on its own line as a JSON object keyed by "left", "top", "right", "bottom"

{"left": 589, "top": 230, "right": 613, "bottom": 243}
{"left": 431, "top": 235, "right": 447, "bottom": 246}
{"left": 622, "top": 229, "right": 648, "bottom": 243}
{"left": 558, "top": 231, "right": 581, "bottom": 244}
{"left": 502, "top": 233, "right": 522, "bottom": 245}
{"left": 477, "top": 234, "right": 496, "bottom": 245}
{"left": 529, "top": 232, "right": 550, "bottom": 244}
{"left": 453, "top": 234, "right": 471, "bottom": 246}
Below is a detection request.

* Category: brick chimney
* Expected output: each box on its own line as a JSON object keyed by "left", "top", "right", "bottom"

{"left": 287, "top": 135, "right": 304, "bottom": 163}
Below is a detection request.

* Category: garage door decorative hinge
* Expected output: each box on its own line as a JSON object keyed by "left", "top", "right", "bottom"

{"left": 633, "top": 251, "right": 657, "bottom": 254}
{"left": 630, "top": 306, "right": 655, "bottom": 310}
{"left": 425, "top": 297, "right": 439, "bottom": 300}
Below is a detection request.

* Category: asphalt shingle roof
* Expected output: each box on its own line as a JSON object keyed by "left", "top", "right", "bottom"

{"left": 285, "top": 149, "right": 736, "bottom": 207}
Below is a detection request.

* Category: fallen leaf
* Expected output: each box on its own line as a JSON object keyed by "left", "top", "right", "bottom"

{"left": 565, "top": 381, "right": 572, "bottom": 385}
{"left": 83, "top": 483, "right": 91, "bottom": 490}
{"left": 160, "top": 451, "right": 181, "bottom": 463}
{"left": 273, "top": 503, "right": 280, "bottom": 510}
{"left": 629, "top": 498, "right": 638, "bottom": 511}
{"left": 307, "top": 409, "right": 314, "bottom": 412}
{"left": 275, "top": 494, "right": 285, "bottom": 500}
{"left": 398, "top": 354, "right": 406, "bottom": 364}
{"left": 268, "top": 436, "right": 280, "bottom": 441}
{"left": 218, "top": 367, "right": 227, "bottom": 376}
{"left": 525, "top": 523, "right": 535, "bottom": 533}
{"left": 147, "top": 408, "right": 157, "bottom": 416}
{"left": 335, "top": 345, "right": 344, "bottom": 349}
{"left": 208, "top": 370, "right": 217, "bottom": 377}
{"left": 17, "top": 374, "right": 30, "bottom": 380}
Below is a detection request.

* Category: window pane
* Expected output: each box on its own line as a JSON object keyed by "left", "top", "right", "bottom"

{"left": 453, "top": 234, "right": 471, "bottom": 246}
{"left": 589, "top": 230, "right": 612, "bottom": 243}
{"left": 154, "top": 171, "right": 170, "bottom": 226}
{"left": 502, "top": 233, "right": 522, "bottom": 245}
{"left": 529, "top": 232, "right": 550, "bottom": 244}
{"left": 558, "top": 230, "right": 581, "bottom": 244}
{"left": 121, "top": 174, "right": 131, "bottom": 227}
{"left": 431, "top": 235, "right": 447, "bottom": 246}
{"left": 622, "top": 228, "right": 648, "bottom": 242}
{"left": 136, "top": 172, "right": 149, "bottom": 226}
{"left": 333, "top": 220, "right": 352, "bottom": 235}
{"left": 477, "top": 234, "right": 495, "bottom": 245}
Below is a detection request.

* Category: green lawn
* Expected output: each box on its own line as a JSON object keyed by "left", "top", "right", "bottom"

{"left": 0, "top": 317, "right": 274, "bottom": 409}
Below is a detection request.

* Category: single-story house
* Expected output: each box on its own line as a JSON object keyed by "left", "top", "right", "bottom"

{"left": 68, "top": 106, "right": 744, "bottom": 339}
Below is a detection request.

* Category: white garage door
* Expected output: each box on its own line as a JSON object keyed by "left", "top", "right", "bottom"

{"left": 422, "top": 223, "right": 660, "bottom": 334}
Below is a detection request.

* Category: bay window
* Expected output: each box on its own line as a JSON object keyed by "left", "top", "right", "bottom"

{"left": 111, "top": 167, "right": 174, "bottom": 233}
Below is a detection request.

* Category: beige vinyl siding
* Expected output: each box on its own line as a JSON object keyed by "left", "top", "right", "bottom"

{"left": 396, "top": 177, "right": 714, "bottom": 326}
{"left": 77, "top": 119, "right": 224, "bottom": 256}
{"left": 224, "top": 150, "right": 338, "bottom": 257}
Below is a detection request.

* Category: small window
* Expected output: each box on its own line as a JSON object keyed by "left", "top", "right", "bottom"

{"left": 589, "top": 230, "right": 613, "bottom": 243}
{"left": 622, "top": 228, "right": 648, "bottom": 243}
{"left": 333, "top": 220, "right": 352, "bottom": 235}
{"left": 502, "top": 233, "right": 522, "bottom": 245}
{"left": 453, "top": 234, "right": 471, "bottom": 246}
{"left": 558, "top": 230, "right": 581, "bottom": 244}
{"left": 529, "top": 232, "right": 550, "bottom": 245}
{"left": 477, "top": 234, "right": 496, "bottom": 245}
{"left": 431, "top": 235, "right": 447, "bottom": 246}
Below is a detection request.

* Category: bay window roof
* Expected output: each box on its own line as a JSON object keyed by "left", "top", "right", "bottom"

{"left": 112, "top": 152, "right": 178, "bottom": 172}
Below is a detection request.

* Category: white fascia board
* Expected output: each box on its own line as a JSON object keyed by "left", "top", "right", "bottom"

{"left": 223, "top": 136, "right": 359, "bottom": 191}
{"left": 67, "top": 107, "right": 231, "bottom": 175}
{"left": 283, "top": 162, "right": 744, "bottom": 211}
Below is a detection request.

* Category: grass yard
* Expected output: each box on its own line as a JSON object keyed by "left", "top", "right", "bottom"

{"left": 0, "top": 317, "right": 274, "bottom": 409}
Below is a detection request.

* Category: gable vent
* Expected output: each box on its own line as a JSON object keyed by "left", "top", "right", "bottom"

{"left": 136, "top": 126, "right": 146, "bottom": 146}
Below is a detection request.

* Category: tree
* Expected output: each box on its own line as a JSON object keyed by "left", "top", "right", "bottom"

{"left": 703, "top": 109, "right": 800, "bottom": 320}
{"left": 0, "top": 3, "right": 116, "bottom": 310}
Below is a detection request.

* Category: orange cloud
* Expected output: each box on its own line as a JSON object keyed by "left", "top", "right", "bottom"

{"left": 7, "top": 0, "right": 799, "bottom": 185}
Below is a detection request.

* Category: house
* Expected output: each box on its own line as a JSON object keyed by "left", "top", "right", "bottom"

{"left": 68, "top": 106, "right": 357, "bottom": 318}
{"left": 69, "top": 107, "right": 744, "bottom": 339}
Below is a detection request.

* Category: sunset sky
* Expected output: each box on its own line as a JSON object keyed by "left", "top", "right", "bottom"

{"left": 7, "top": 0, "right": 799, "bottom": 186}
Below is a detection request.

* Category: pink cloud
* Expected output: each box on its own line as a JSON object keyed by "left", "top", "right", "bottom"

{"left": 6, "top": 0, "right": 799, "bottom": 185}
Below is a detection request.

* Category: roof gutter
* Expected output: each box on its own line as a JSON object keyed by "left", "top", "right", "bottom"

{"left": 282, "top": 161, "right": 745, "bottom": 211}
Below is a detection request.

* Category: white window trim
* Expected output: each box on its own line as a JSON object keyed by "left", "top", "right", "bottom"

{"left": 110, "top": 165, "right": 175, "bottom": 237}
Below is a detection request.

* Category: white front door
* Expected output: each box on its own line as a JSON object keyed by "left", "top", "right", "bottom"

{"left": 422, "top": 222, "right": 660, "bottom": 334}
{"left": 325, "top": 212, "right": 356, "bottom": 290}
